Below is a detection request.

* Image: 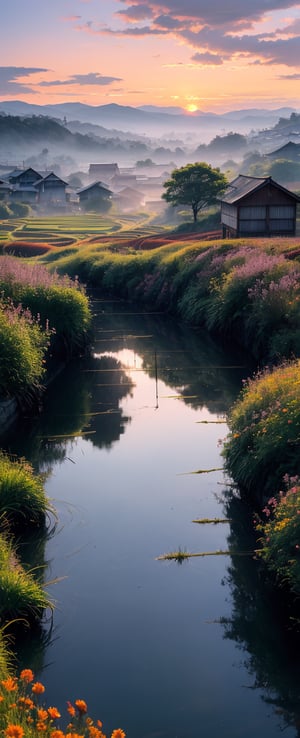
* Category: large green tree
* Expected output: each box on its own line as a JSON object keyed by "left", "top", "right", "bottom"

{"left": 162, "top": 162, "right": 227, "bottom": 222}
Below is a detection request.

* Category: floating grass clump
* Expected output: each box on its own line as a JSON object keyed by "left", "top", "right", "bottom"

{"left": 0, "top": 667, "right": 126, "bottom": 737}
{"left": 0, "top": 452, "right": 54, "bottom": 531}
{"left": 223, "top": 359, "right": 300, "bottom": 501}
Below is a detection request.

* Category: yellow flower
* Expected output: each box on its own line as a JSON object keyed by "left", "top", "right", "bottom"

{"left": 111, "top": 730, "right": 126, "bottom": 738}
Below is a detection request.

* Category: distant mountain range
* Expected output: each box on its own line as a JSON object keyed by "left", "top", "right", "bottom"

{"left": 0, "top": 100, "right": 297, "bottom": 138}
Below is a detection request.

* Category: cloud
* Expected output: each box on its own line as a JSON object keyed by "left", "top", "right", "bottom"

{"left": 191, "top": 52, "right": 224, "bottom": 65}
{"left": 72, "top": 1, "right": 300, "bottom": 69}
{"left": 279, "top": 72, "right": 300, "bottom": 78}
{"left": 38, "top": 72, "right": 123, "bottom": 87}
{"left": 115, "top": 4, "right": 154, "bottom": 21}
{"left": 0, "top": 66, "right": 48, "bottom": 95}
{"left": 117, "top": 0, "right": 300, "bottom": 26}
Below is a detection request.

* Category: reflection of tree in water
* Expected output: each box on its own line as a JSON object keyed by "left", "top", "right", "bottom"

{"left": 222, "top": 491, "right": 300, "bottom": 736}
{"left": 92, "top": 300, "right": 252, "bottom": 416}
{"left": 0, "top": 354, "right": 133, "bottom": 471}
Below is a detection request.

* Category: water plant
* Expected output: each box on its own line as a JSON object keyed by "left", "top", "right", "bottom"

{"left": 0, "top": 668, "right": 126, "bottom": 738}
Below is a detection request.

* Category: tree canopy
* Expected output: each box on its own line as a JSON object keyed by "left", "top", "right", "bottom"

{"left": 162, "top": 162, "right": 227, "bottom": 222}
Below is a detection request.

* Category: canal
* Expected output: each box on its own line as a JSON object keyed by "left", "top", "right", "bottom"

{"left": 1, "top": 298, "right": 300, "bottom": 738}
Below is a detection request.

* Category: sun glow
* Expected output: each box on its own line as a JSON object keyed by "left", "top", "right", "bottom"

{"left": 186, "top": 104, "right": 198, "bottom": 113}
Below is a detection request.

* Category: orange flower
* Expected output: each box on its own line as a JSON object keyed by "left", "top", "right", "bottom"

{"left": 65, "top": 734, "right": 84, "bottom": 738}
{"left": 89, "top": 727, "right": 103, "bottom": 738}
{"left": 2, "top": 677, "right": 17, "bottom": 692}
{"left": 50, "top": 732, "right": 65, "bottom": 738}
{"left": 37, "top": 709, "right": 48, "bottom": 721}
{"left": 67, "top": 701, "right": 76, "bottom": 717}
{"left": 20, "top": 669, "right": 34, "bottom": 683}
{"left": 75, "top": 699, "right": 88, "bottom": 714}
{"left": 4, "top": 726, "right": 24, "bottom": 738}
{"left": 0, "top": 696, "right": 4, "bottom": 702}
{"left": 36, "top": 722, "right": 48, "bottom": 732}
{"left": 111, "top": 730, "right": 126, "bottom": 738}
{"left": 32, "top": 682, "right": 45, "bottom": 695}
{"left": 48, "top": 707, "right": 61, "bottom": 719}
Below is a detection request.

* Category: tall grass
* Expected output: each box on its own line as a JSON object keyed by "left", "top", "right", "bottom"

{"left": 0, "top": 452, "right": 54, "bottom": 531}
{"left": 0, "top": 301, "right": 50, "bottom": 403}
{"left": 49, "top": 238, "right": 300, "bottom": 361}
{"left": 222, "top": 360, "right": 300, "bottom": 501}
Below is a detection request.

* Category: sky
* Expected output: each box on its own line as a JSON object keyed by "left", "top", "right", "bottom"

{"left": 1, "top": 0, "right": 300, "bottom": 113}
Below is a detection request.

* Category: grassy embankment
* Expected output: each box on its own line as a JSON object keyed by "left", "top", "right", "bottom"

{"left": 0, "top": 239, "right": 93, "bottom": 687}
{"left": 25, "top": 221, "right": 300, "bottom": 601}
{"left": 1, "top": 214, "right": 300, "bottom": 681}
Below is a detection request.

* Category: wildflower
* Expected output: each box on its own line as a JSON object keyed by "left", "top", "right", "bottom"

{"left": 75, "top": 699, "right": 88, "bottom": 714}
{"left": 37, "top": 709, "right": 49, "bottom": 721}
{"left": 67, "top": 701, "right": 76, "bottom": 717}
{"left": 65, "top": 734, "right": 84, "bottom": 738}
{"left": 111, "top": 730, "right": 126, "bottom": 738}
{"left": 20, "top": 669, "right": 34, "bottom": 683}
{"left": 36, "top": 722, "right": 48, "bottom": 732}
{"left": 50, "top": 732, "right": 65, "bottom": 738}
{"left": 2, "top": 677, "right": 18, "bottom": 692}
{"left": 32, "top": 682, "right": 45, "bottom": 695}
{"left": 89, "top": 728, "right": 103, "bottom": 738}
{"left": 4, "top": 726, "right": 24, "bottom": 738}
{"left": 48, "top": 707, "right": 61, "bottom": 719}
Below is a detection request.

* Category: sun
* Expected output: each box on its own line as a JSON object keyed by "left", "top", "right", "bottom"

{"left": 186, "top": 104, "right": 198, "bottom": 113}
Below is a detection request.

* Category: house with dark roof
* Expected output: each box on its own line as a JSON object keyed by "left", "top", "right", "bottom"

{"left": 219, "top": 175, "right": 300, "bottom": 238}
{"left": 77, "top": 181, "right": 113, "bottom": 211}
{"left": 34, "top": 172, "right": 69, "bottom": 208}
{"left": 88, "top": 163, "right": 120, "bottom": 182}
{"left": 1, "top": 167, "right": 69, "bottom": 208}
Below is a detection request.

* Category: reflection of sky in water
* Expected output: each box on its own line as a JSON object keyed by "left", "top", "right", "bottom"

{"left": 38, "top": 333, "right": 296, "bottom": 738}
{"left": 5, "top": 305, "right": 297, "bottom": 738}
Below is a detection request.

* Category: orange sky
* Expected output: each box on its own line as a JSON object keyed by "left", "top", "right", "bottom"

{"left": 1, "top": 0, "right": 300, "bottom": 112}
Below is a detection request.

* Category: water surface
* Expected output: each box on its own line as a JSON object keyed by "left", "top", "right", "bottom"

{"left": 2, "top": 300, "right": 300, "bottom": 738}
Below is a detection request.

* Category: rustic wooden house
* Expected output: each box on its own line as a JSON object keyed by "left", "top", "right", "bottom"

{"left": 220, "top": 175, "right": 300, "bottom": 238}
{"left": 88, "top": 163, "right": 120, "bottom": 182}
{"left": 77, "top": 181, "right": 113, "bottom": 211}
{"left": 34, "top": 172, "right": 69, "bottom": 208}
